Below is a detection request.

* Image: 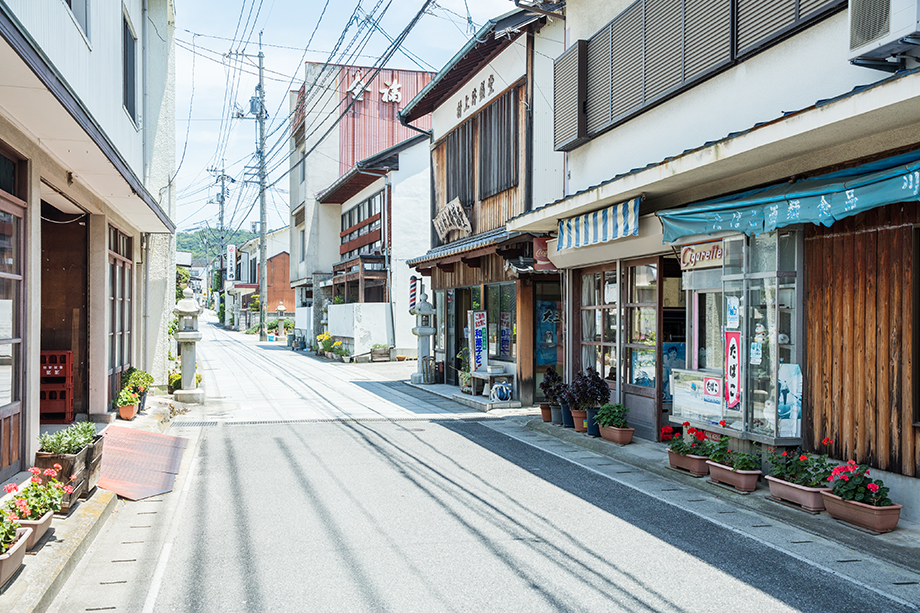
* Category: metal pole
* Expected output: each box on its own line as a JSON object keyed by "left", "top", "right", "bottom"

{"left": 219, "top": 164, "right": 226, "bottom": 324}
{"left": 258, "top": 32, "right": 268, "bottom": 341}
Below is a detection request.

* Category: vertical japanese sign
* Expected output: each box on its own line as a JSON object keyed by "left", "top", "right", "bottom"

{"left": 499, "top": 312, "right": 512, "bottom": 356}
{"left": 725, "top": 331, "right": 741, "bottom": 408}
{"left": 471, "top": 311, "right": 487, "bottom": 371}
{"left": 226, "top": 245, "right": 236, "bottom": 281}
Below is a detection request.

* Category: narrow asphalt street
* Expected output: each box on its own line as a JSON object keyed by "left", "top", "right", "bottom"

{"left": 47, "top": 316, "right": 920, "bottom": 612}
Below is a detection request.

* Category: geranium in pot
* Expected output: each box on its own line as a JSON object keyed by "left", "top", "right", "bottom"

{"left": 765, "top": 438, "right": 834, "bottom": 511}
{"left": 4, "top": 465, "right": 71, "bottom": 549}
{"left": 821, "top": 461, "right": 902, "bottom": 532}
{"left": 116, "top": 387, "right": 140, "bottom": 421}
{"left": 539, "top": 367, "right": 563, "bottom": 423}
{"left": 595, "top": 403, "right": 633, "bottom": 445}
{"left": 0, "top": 512, "right": 30, "bottom": 589}
{"left": 123, "top": 367, "right": 154, "bottom": 412}
{"left": 706, "top": 427, "right": 762, "bottom": 492}
{"left": 663, "top": 423, "right": 711, "bottom": 476}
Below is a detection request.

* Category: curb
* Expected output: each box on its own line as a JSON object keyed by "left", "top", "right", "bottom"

{"left": 0, "top": 488, "right": 117, "bottom": 613}
{"left": 525, "top": 418, "right": 920, "bottom": 576}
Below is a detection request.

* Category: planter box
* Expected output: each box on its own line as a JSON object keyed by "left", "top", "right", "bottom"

{"left": 539, "top": 403, "right": 552, "bottom": 422}
{"left": 707, "top": 461, "right": 762, "bottom": 492}
{"left": 371, "top": 348, "right": 390, "bottom": 362}
{"left": 35, "top": 447, "right": 87, "bottom": 514}
{"left": 668, "top": 450, "right": 710, "bottom": 477}
{"left": 83, "top": 434, "right": 105, "bottom": 497}
{"left": 19, "top": 510, "right": 53, "bottom": 550}
{"left": 570, "top": 409, "right": 587, "bottom": 433}
{"left": 599, "top": 426, "right": 634, "bottom": 445}
{"left": 821, "top": 491, "right": 903, "bottom": 533}
{"left": 765, "top": 475, "right": 830, "bottom": 512}
{"left": 0, "top": 527, "right": 31, "bottom": 589}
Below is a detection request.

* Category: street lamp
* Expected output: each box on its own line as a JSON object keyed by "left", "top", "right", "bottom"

{"left": 276, "top": 301, "right": 287, "bottom": 340}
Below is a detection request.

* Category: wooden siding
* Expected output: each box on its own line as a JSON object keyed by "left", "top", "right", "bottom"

{"left": 429, "top": 253, "right": 517, "bottom": 290}
{"left": 432, "top": 85, "right": 527, "bottom": 242}
{"left": 805, "top": 203, "right": 920, "bottom": 477}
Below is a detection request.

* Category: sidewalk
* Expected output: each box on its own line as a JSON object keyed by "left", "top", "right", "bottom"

{"left": 0, "top": 395, "right": 192, "bottom": 611}
{"left": 518, "top": 417, "right": 920, "bottom": 578}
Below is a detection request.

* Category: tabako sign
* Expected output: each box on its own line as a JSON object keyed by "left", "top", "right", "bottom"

{"left": 679, "top": 240, "right": 723, "bottom": 270}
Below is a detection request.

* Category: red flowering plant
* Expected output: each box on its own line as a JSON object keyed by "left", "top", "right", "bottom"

{"left": 708, "top": 421, "right": 761, "bottom": 471}
{"left": 0, "top": 509, "right": 19, "bottom": 553}
{"left": 662, "top": 423, "right": 712, "bottom": 457}
{"left": 4, "top": 464, "right": 69, "bottom": 521}
{"left": 827, "top": 460, "right": 894, "bottom": 507}
{"left": 766, "top": 438, "right": 834, "bottom": 488}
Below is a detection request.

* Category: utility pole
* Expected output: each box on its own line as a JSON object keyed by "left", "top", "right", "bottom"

{"left": 257, "top": 32, "right": 268, "bottom": 341}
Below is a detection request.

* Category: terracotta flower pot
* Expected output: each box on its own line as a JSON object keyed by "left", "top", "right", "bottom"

{"left": 18, "top": 510, "right": 53, "bottom": 550}
{"left": 667, "top": 450, "right": 710, "bottom": 477}
{"left": 550, "top": 405, "right": 563, "bottom": 426}
{"left": 570, "top": 409, "right": 587, "bottom": 432}
{"left": 821, "top": 491, "right": 902, "bottom": 533}
{"left": 600, "top": 426, "right": 634, "bottom": 445}
{"left": 707, "top": 460, "right": 762, "bottom": 492}
{"left": 765, "top": 475, "right": 830, "bottom": 512}
{"left": 118, "top": 403, "right": 138, "bottom": 420}
{"left": 0, "top": 527, "right": 32, "bottom": 588}
{"left": 539, "top": 403, "right": 552, "bottom": 422}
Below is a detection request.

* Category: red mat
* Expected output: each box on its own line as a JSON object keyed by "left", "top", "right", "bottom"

{"left": 97, "top": 426, "right": 188, "bottom": 501}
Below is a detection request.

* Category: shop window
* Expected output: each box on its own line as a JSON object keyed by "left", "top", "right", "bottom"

{"left": 535, "top": 281, "right": 564, "bottom": 401}
{"left": 434, "top": 290, "right": 445, "bottom": 350}
{"left": 108, "top": 226, "right": 133, "bottom": 406}
{"left": 487, "top": 283, "right": 516, "bottom": 360}
{"left": 625, "top": 264, "right": 657, "bottom": 390}
{"left": 579, "top": 271, "right": 619, "bottom": 382}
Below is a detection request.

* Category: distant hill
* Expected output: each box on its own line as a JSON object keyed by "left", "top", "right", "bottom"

{"left": 176, "top": 228, "right": 258, "bottom": 262}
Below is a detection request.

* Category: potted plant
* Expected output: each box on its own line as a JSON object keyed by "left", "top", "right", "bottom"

{"left": 538, "top": 368, "right": 562, "bottom": 423}
{"left": 595, "top": 403, "right": 634, "bottom": 445}
{"left": 765, "top": 438, "right": 834, "bottom": 511}
{"left": 0, "top": 514, "right": 30, "bottom": 589}
{"left": 123, "top": 368, "right": 154, "bottom": 412}
{"left": 662, "top": 423, "right": 711, "bottom": 477}
{"left": 705, "top": 426, "right": 762, "bottom": 492}
{"left": 567, "top": 369, "right": 611, "bottom": 434}
{"left": 3, "top": 465, "right": 71, "bottom": 549}
{"left": 557, "top": 383, "right": 575, "bottom": 428}
{"left": 371, "top": 343, "right": 391, "bottom": 362}
{"left": 115, "top": 387, "right": 140, "bottom": 421}
{"left": 821, "top": 461, "right": 902, "bottom": 532}
{"left": 35, "top": 422, "right": 95, "bottom": 512}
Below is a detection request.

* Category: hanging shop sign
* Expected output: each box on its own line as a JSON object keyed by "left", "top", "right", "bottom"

{"left": 226, "top": 244, "right": 236, "bottom": 282}
{"left": 725, "top": 331, "right": 741, "bottom": 408}
{"left": 679, "top": 240, "right": 723, "bottom": 270}
{"left": 470, "top": 311, "right": 487, "bottom": 371}
{"left": 433, "top": 198, "right": 473, "bottom": 241}
{"left": 533, "top": 238, "right": 557, "bottom": 271}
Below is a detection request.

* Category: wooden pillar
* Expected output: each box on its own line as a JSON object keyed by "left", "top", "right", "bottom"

{"left": 517, "top": 278, "right": 534, "bottom": 406}
{"left": 358, "top": 261, "right": 365, "bottom": 303}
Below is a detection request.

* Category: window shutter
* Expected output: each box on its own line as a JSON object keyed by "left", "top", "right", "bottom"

{"left": 644, "top": 0, "right": 684, "bottom": 102}
{"left": 684, "top": 0, "right": 732, "bottom": 80}
{"left": 800, "top": 0, "right": 839, "bottom": 17}
{"left": 609, "top": 3, "right": 643, "bottom": 120}
{"left": 294, "top": 208, "right": 305, "bottom": 227}
{"left": 586, "top": 27, "right": 612, "bottom": 134}
{"left": 447, "top": 121, "right": 474, "bottom": 207}
{"left": 737, "top": 0, "right": 797, "bottom": 52}
{"left": 553, "top": 40, "right": 588, "bottom": 151}
{"left": 479, "top": 89, "right": 519, "bottom": 200}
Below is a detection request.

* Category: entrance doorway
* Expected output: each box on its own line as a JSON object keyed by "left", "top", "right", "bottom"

{"left": 445, "top": 286, "right": 480, "bottom": 386}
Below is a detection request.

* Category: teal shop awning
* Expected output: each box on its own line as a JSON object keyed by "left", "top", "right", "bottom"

{"left": 557, "top": 198, "right": 641, "bottom": 250}
{"left": 657, "top": 149, "right": 920, "bottom": 243}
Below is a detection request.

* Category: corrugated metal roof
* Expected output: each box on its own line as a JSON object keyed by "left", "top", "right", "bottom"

{"left": 507, "top": 67, "right": 920, "bottom": 226}
{"left": 407, "top": 228, "right": 518, "bottom": 266}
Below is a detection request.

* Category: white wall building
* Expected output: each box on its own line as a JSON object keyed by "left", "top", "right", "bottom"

{"left": 0, "top": 0, "right": 176, "bottom": 479}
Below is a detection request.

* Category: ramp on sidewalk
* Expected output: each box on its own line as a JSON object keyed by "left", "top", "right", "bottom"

{"left": 97, "top": 426, "right": 188, "bottom": 500}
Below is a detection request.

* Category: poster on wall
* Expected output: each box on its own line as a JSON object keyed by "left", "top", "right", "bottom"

{"left": 500, "top": 312, "right": 512, "bottom": 356}
{"left": 661, "top": 342, "right": 686, "bottom": 403}
{"left": 726, "top": 296, "right": 740, "bottom": 329}
{"left": 536, "top": 301, "right": 560, "bottom": 366}
{"left": 470, "top": 311, "right": 487, "bottom": 372}
{"left": 672, "top": 370, "right": 721, "bottom": 421}
{"left": 725, "top": 331, "right": 741, "bottom": 408}
{"left": 777, "top": 364, "right": 803, "bottom": 437}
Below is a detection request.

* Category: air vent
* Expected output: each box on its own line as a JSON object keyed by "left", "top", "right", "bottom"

{"left": 850, "top": 0, "right": 891, "bottom": 50}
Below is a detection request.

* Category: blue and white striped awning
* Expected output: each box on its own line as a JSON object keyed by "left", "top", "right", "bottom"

{"left": 557, "top": 198, "right": 640, "bottom": 250}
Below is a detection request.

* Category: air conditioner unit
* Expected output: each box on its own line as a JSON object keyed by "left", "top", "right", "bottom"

{"left": 848, "top": 0, "right": 920, "bottom": 62}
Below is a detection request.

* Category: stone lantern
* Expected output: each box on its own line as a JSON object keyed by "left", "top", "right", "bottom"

{"left": 276, "top": 301, "right": 287, "bottom": 340}
{"left": 174, "top": 287, "right": 204, "bottom": 403}
{"left": 411, "top": 292, "right": 436, "bottom": 384}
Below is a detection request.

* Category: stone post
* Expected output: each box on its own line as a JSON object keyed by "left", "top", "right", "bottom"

{"left": 411, "top": 292, "right": 436, "bottom": 384}
{"left": 173, "top": 287, "right": 204, "bottom": 403}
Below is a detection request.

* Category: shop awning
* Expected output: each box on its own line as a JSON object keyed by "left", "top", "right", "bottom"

{"left": 557, "top": 198, "right": 640, "bottom": 251}
{"left": 658, "top": 149, "right": 920, "bottom": 243}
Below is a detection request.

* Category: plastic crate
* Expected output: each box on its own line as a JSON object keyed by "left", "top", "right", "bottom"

{"left": 40, "top": 384, "right": 74, "bottom": 414}
{"left": 40, "top": 351, "right": 73, "bottom": 378}
{"left": 40, "top": 411, "right": 75, "bottom": 425}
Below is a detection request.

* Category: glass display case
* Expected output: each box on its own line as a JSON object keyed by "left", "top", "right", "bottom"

{"left": 670, "top": 230, "right": 803, "bottom": 445}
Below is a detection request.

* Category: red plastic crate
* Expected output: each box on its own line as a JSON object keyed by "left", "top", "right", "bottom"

{"left": 40, "top": 412, "right": 75, "bottom": 425}
{"left": 41, "top": 351, "right": 73, "bottom": 378}
{"left": 40, "top": 384, "right": 74, "bottom": 414}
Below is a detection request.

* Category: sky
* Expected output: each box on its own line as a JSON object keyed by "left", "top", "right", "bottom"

{"left": 173, "top": 0, "right": 514, "bottom": 234}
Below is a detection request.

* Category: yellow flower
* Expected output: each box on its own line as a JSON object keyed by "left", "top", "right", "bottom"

{"left": 333, "top": 341, "right": 342, "bottom": 346}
